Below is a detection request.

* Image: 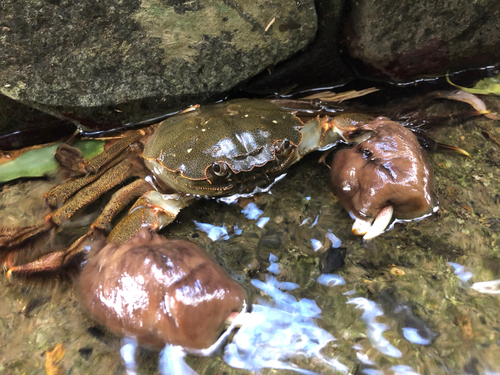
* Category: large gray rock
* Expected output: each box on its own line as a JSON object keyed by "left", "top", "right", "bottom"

{"left": 243, "top": 0, "right": 353, "bottom": 94}
{"left": 344, "top": 0, "right": 500, "bottom": 81}
{"left": 0, "top": 0, "right": 317, "bottom": 129}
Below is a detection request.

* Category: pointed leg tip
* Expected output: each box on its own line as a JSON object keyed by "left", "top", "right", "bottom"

{"left": 459, "top": 149, "right": 471, "bottom": 158}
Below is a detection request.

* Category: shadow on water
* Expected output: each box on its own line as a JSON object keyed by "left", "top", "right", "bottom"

{"left": 0, "top": 91, "right": 500, "bottom": 374}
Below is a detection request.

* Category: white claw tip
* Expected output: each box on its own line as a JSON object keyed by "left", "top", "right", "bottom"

{"left": 352, "top": 217, "right": 373, "bottom": 235}
{"left": 363, "top": 206, "right": 394, "bottom": 240}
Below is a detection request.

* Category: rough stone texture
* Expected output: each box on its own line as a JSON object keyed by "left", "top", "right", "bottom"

{"left": 344, "top": 0, "right": 500, "bottom": 81}
{"left": 243, "top": 0, "right": 353, "bottom": 95}
{"left": 0, "top": 0, "right": 317, "bottom": 129}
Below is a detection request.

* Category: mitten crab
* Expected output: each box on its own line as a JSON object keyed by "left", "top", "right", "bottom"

{"left": 0, "top": 99, "right": 431, "bottom": 276}
{"left": 0, "top": 98, "right": 441, "bottom": 359}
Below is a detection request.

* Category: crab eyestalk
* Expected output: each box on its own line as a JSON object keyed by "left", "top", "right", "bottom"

{"left": 330, "top": 117, "right": 436, "bottom": 239}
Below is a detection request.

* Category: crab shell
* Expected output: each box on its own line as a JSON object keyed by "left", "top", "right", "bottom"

{"left": 143, "top": 99, "right": 303, "bottom": 197}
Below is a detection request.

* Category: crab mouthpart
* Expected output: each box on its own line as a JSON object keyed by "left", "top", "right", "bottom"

{"left": 351, "top": 206, "right": 394, "bottom": 240}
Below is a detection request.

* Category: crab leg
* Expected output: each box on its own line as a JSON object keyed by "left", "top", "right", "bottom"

{"left": 297, "top": 113, "right": 374, "bottom": 158}
{"left": 46, "top": 154, "right": 126, "bottom": 208}
{"left": 5, "top": 179, "right": 153, "bottom": 276}
{"left": 107, "top": 191, "right": 194, "bottom": 244}
{"left": 0, "top": 222, "right": 54, "bottom": 251}
{"left": 5, "top": 251, "right": 67, "bottom": 277}
{"left": 91, "top": 179, "right": 152, "bottom": 232}
{"left": 2, "top": 158, "right": 142, "bottom": 253}
{"left": 1, "top": 136, "right": 147, "bottom": 249}
{"left": 46, "top": 129, "right": 147, "bottom": 207}
{"left": 49, "top": 159, "right": 142, "bottom": 226}
{"left": 83, "top": 129, "right": 147, "bottom": 174}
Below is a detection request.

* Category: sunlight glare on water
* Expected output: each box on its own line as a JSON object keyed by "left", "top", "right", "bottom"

{"left": 224, "top": 276, "right": 348, "bottom": 374}
{"left": 471, "top": 279, "right": 500, "bottom": 294}
{"left": 347, "top": 298, "right": 403, "bottom": 358}
{"left": 241, "top": 202, "right": 270, "bottom": 228}
{"left": 223, "top": 253, "right": 348, "bottom": 374}
{"left": 447, "top": 262, "right": 473, "bottom": 282}
{"left": 361, "top": 364, "right": 420, "bottom": 375}
{"left": 159, "top": 345, "right": 198, "bottom": 375}
{"left": 241, "top": 202, "right": 263, "bottom": 220}
{"left": 120, "top": 338, "right": 138, "bottom": 375}
{"left": 266, "top": 253, "right": 280, "bottom": 275}
{"left": 193, "top": 220, "right": 230, "bottom": 241}
{"left": 401, "top": 328, "right": 431, "bottom": 345}
{"left": 317, "top": 274, "right": 346, "bottom": 287}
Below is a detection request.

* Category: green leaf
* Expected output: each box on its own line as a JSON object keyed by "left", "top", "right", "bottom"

{"left": 0, "top": 140, "right": 105, "bottom": 183}
{"left": 447, "top": 73, "right": 500, "bottom": 95}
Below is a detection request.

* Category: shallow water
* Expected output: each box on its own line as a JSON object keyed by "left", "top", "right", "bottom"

{"left": 0, "top": 105, "right": 499, "bottom": 374}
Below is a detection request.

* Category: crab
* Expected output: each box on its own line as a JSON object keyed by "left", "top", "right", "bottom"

{"left": 0, "top": 98, "right": 422, "bottom": 276}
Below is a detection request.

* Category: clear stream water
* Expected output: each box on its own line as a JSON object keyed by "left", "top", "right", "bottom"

{"left": 0, "top": 98, "right": 499, "bottom": 374}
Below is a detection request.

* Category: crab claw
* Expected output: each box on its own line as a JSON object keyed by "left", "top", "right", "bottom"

{"left": 78, "top": 228, "right": 248, "bottom": 351}
{"left": 362, "top": 206, "right": 394, "bottom": 240}
{"left": 331, "top": 117, "right": 436, "bottom": 239}
{"left": 351, "top": 217, "right": 373, "bottom": 236}
{"left": 350, "top": 206, "right": 394, "bottom": 240}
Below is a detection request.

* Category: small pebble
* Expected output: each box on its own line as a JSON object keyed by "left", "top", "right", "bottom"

{"left": 78, "top": 347, "right": 93, "bottom": 360}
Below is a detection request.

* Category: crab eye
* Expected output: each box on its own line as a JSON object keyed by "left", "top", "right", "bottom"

{"left": 274, "top": 139, "right": 294, "bottom": 161}
{"left": 206, "top": 162, "right": 231, "bottom": 184}
{"left": 211, "top": 162, "right": 229, "bottom": 176}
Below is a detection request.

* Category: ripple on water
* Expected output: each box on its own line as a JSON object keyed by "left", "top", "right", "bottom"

{"left": 347, "top": 297, "right": 403, "bottom": 358}
{"left": 224, "top": 276, "right": 349, "bottom": 374}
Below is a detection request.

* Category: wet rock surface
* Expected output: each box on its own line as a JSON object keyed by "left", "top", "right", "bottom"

{"left": 0, "top": 0, "right": 317, "bottom": 127}
{"left": 243, "top": 0, "right": 353, "bottom": 94}
{"left": 344, "top": 0, "right": 500, "bottom": 81}
{"left": 0, "top": 94, "right": 76, "bottom": 150}
{"left": 1, "top": 0, "right": 500, "bottom": 142}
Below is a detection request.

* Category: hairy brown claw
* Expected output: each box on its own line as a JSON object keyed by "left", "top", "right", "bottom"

{"left": 331, "top": 117, "right": 436, "bottom": 238}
